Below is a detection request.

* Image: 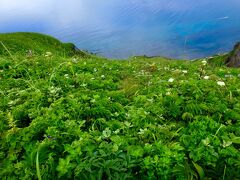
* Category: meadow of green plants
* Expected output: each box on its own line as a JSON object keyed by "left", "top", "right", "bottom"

{"left": 0, "top": 33, "right": 240, "bottom": 179}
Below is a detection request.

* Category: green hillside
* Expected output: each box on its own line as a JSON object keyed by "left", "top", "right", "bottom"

{"left": 0, "top": 33, "right": 239, "bottom": 179}
{"left": 0, "top": 32, "right": 87, "bottom": 57}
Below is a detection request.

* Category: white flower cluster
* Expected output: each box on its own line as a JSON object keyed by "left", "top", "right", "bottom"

{"left": 217, "top": 81, "right": 225, "bottom": 87}
{"left": 203, "top": 76, "right": 210, "bottom": 80}
{"left": 168, "top": 78, "right": 174, "bottom": 83}
{"left": 225, "top": 74, "right": 233, "bottom": 78}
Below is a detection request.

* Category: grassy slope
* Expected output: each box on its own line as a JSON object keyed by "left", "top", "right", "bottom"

{"left": 0, "top": 32, "right": 88, "bottom": 57}
{"left": 0, "top": 33, "right": 239, "bottom": 179}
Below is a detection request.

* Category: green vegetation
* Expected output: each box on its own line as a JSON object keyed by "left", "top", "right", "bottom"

{"left": 0, "top": 33, "right": 240, "bottom": 179}
{"left": 0, "top": 32, "right": 88, "bottom": 57}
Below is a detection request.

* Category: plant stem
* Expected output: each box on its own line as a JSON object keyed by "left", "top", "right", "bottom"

{"left": 0, "top": 41, "right": 15, "bottom": 60}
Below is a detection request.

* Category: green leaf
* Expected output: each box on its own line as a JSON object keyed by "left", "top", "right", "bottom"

{"left": 192, "top": 161, "right": 205, "bottom": 180}
{"left": 230, "top": 137, "right": 240, "bottom": 144}
{"left": 36, "top": 150, "right": 42, "bottom": 180}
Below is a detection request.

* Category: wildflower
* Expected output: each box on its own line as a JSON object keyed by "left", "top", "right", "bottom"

{"left": 225, "top": 74, "right": 233, "bottom": 78}
{"left": 101, "top": 75, "right": 105, "bottom": 79}
{"left": 72, "top": 58, "right": 78, "bottom": 63}
{"left": 204, "top": 76, "right": 210, "bottom": 80}
{"left": 168, "top": 78, "right": 174, "bottom": 83}
{"left": 182, "top": 70, "right": 188, "bottom": 74}
{"left": 217, "top": 81, "right": 225, "bottom": 87}
{"left": 44, "top": 52, "right": 52, "bottom": 57}
{"left": 64, "top": 74, "right": 69, "bottom": 79}
{"left": 202, "top": 60, "right": 207, "bottom": 66}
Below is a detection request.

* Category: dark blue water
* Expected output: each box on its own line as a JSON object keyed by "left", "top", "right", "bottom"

{"left": 1, "top": 0, "right": 240, "bottom": 59}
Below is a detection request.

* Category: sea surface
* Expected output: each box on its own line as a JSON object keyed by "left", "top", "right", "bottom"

{"left": 1, "top": 0, "right": 240, "bottom": 59}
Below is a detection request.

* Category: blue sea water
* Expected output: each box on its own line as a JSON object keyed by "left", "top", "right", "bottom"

{"left": 1, "top": 0, "right": 240, "bottom": 59}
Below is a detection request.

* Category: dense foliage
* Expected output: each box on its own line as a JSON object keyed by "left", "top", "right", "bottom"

{"left": 0, "top": 34, "right": 240, "bottom": 179}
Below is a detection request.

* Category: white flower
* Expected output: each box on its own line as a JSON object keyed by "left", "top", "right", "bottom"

{"left": 182, "top": 70, "right": 188, "bottom": 74}
{"left": 44, "top": 52, "right": 52, "bottom": 57}
{"left": 217, "top": 81, "right": 225, "bottom": 87}
{"left": 64, "top": 74, "right": 69, "bottom": 79}
{"left": 72, "top": 58, "right": 78, "bottom": 63}
{"left": 168, "top": 78, "right": 174, "bottom": 83}
{"left": 204, "top": 76, "right": 210, "bottom": 80}
{"left": 202, "top": 60, "right": 207, "bottom": 66}
{"left": 225, "top": 74, "right": 233, "bottom": 78}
